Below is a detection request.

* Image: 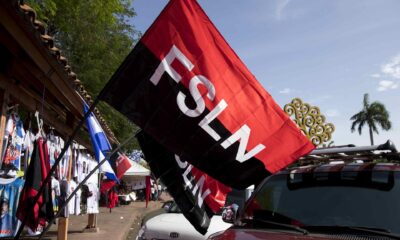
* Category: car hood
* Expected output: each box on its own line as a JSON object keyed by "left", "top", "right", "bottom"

{"left": 211, "top": 228, "right": 340, "bottom": 240}
{"left": 144, "top": 213, "right": 231, "bottom": 240}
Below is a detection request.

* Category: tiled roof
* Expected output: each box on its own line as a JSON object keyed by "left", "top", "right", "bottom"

{"left": 14, "top": 0, "right": 119, "bottom": 144}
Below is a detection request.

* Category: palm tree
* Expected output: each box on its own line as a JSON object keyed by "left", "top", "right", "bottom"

{"left": 350, "top": 93, "right": 392, "bottom": 145}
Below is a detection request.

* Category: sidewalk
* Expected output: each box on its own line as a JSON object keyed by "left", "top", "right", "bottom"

{"left": 43, "top": 200, "right": 164, "bottom": 240}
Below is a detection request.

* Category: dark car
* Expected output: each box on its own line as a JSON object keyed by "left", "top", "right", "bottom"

{"left": 210, "top": 141, "right": 400, "bottom": 240}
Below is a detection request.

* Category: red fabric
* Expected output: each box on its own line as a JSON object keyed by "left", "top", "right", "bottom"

{"left": 145, "top": 176, "right": 151, "bottom": 208}
{"left": 107, "top": 190, "right": 118, "bottom": 209}
{"left": 141, "top": 0, "right": 315, "bottom": 173}
{"left": 101, "top": 180, "right": 117, "bottom": 194}
{"left": 115, "top": 152, "right": 132, "bottom": 179}
{"left": 191, "top": 166, "right": 231, "bottom": 213}
{"left": 16, "top": 138, "right": 53, "bottom": 231}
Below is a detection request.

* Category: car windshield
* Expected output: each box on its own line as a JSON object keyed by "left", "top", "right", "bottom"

{"left": 243, "top": 171, "right": 400, "bottom": 235}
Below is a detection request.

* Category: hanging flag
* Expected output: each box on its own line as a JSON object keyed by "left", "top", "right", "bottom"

{"left": 101, "top": 151, "right": 133, "bottom": 192}
{"left": 137, "top": 131, "right": 231, "bottom": 234}
{"left": 145, "top": 176, "right": 151, "bottom": 208}
{"left": 83, "top": 103, "right": 118, "bottom": 183}
{"left": 100, "top": 0, "right": 314, "bottom": 189}
{"left": 16, "top": 138, "right": 54, "bottom": 231}
{"left": 110, "top": 151, "right": 133, "bottom": 179}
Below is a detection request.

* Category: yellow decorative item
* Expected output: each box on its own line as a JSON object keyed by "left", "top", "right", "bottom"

{"left": 284, "top": 98, "right": 335, "bottom": 146}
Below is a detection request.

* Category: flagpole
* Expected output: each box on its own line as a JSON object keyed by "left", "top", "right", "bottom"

{"left": 14, "top": 96, "right": 102, "bottom": 239}
{"left": 38, "top": 133, "right": 137, "bottom": 240}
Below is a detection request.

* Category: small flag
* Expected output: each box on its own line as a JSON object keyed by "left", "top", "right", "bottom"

{"left": 83, "top": 103, "right": 118, "bottom": 183}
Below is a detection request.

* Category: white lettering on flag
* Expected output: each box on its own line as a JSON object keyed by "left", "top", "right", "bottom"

{"left": 221, "top": 124, "right": 266, "bottom": 163}
{"left": 153, "top": 45, "right": 267, "bottom": 163}
{"left": 175, "top": 155, "right": 211, "bottom": 208}
{"left": 150, "top": 45, "right": 194, "bottom": 85}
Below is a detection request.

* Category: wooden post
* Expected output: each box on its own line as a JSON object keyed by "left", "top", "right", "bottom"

{"left": 0, "top": 89, "right": 8, "bottom": 163}
{"left": 58, "top": 148, "right": 73, "bottom": 240}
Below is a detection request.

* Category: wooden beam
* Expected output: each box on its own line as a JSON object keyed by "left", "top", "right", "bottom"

{"left": 0, "top": 4, "right": 84, "bottom": 121}
{"left": 0, "top": 74, "right": 92, "bottom": 149}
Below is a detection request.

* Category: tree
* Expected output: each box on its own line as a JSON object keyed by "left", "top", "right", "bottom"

{"left": 27, "top": 0, "right": 141, "bottom": 151}
{"left": 350, "top": 93, "right": 392, "bottom": 145}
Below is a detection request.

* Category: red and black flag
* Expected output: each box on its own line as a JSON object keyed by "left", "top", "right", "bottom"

{"left": 16, "top": 138, "right": 53, "bottom": 231}
{"left": 101, "top": 0, "right": 314, "bottom": 188}
{"left": 137, "top": 131, "right": 231, "bottom": 234}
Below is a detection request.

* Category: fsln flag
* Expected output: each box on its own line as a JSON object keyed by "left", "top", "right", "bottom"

{"left": 101, "top": 0, "right": 315, "bottom": 189}
{"left": 83, "top": 103, "right": 118, "bottom": 183}
{"left": 137, "top": 131, "right": 231, "bottom": 234}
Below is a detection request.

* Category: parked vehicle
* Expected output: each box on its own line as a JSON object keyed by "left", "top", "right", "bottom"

{"left": 137, "top": 189, "right": 253, "bottom": 240}
{"left": 210, "top": 141, "right": 400, "bottom": 240}
{"left": 139, "top": 200, "right": 175, "bottom": 227}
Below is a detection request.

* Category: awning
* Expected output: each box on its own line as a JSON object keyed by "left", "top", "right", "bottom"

{"left": 123, "top": 159, "right": 150, "bottom": 176}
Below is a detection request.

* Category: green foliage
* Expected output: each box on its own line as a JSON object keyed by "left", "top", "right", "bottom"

{"left": 350, "top": 93, "right": 392, "bottom": 145}
{"left": 27, "top": 0, "right": 141, "bottom": 151}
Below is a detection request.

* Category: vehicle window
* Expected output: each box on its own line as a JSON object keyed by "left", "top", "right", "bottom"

{"left": 243, "top": 171, "right": 400, "bottom": 234}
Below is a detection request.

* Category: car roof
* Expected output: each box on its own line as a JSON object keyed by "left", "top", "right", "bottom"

{"left": 278, "top": 140, "right": 400, "bottom": 174}
{"left": 278, "top": 162, "right": 400, "bottom": 175}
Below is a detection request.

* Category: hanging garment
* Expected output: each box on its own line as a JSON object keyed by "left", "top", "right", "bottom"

{"left": 51, "top": 177, "right": 60, "bottom": 213}
{"left": 0, "top": 116, "right": 14, "bottom": 168}
{"left": 22, "top": 130, "right": 35, "bottom": 174}
{"left": 16, "top": 138, "right": 54, "bottom": 231}
{"left": 2, "top": 113, "right": 25, "bottom": 171}
{"left": 67, "top": 180, "right": 77, "bottom": 215}
{"left": 0, "top": 178, "right": 24, "bottom": 237}
{"left": 107, "top": 190, "right": 118, "bottom": 210}
{"left": 74, "top": 187, "right": 81, "bottom": 216}
{"left": 86, "top": 182, "right": 99, "bottom": 214}
{"left": 58, "top": 180, "right": 69, "bottom": 218}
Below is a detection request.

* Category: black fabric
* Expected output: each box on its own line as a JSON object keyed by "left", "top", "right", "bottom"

{"left": 137, "top": 131, "right": 212, "bottom": 235}
{"left": 101, "top": 42, "right": 270, "bottom": 189}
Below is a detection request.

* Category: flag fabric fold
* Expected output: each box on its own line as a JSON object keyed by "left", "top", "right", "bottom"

{"left": 137, "top": 131, "right": 231, "bottom": 234}
{"left": 83, "top": 103, "right": 118, "bottom": 183}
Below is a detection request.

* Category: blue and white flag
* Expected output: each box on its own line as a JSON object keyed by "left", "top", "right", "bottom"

{"left": 83, "top": 103, "right": 118, "bottom": 183}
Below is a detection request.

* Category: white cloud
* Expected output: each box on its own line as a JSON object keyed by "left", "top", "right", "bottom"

{"left": 326, "top": 109, "right": 340, "bottom": 117}
{"left": 279, "top": 88, "right": 292, "bottom": 94}
{"left": 377, "top": 80, "right": 399, "bottom": 92}
{"left": 275, "top": 0, "right": 290, "bottom": 21}
{"left": 381, "top": 54, "right": 400, "bottom": 79}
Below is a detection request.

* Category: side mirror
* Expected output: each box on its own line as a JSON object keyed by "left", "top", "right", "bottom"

{"left": 222, "top": 204, "right": 239, "bottom": 223}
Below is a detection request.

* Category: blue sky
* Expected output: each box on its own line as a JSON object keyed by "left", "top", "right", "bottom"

{"left": 130, "top": 0, "right": 400, "bottom": 148}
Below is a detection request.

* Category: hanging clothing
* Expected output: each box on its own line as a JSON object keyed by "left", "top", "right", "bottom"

{"left": 2, "top": 114, "right": 25, "bottom": 171}
{"left": 74, "top": 187, "right": 81, "bottom": 215}
{"left": 67, "top": 180, "right": 81, "bottom": 215}
{"left": 67, "top": 180, "right": 76, "bottom": 215}
{"left": 86, "top": 182, "right": 99, "bottom": 214}
{"left": 0, "top": 178, "right": 24, "bottom": 237}
{"left": 16, "top": 138, "right": 54, "bottom": 231}
{"left": 51, "top": 177, "right": 60, "bottom": 213}
{"left": 107, "top": 190, "right": 118, "bottom": 210}
{"left": 58, "top": 180, "right": 69, "bottom": 218}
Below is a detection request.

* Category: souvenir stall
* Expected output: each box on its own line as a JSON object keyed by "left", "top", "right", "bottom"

{"left": 121, "top": 160, "right": 150, "bottom": 201}
{"left": 0, "top": 1, "right": 118, "bottom": 239}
